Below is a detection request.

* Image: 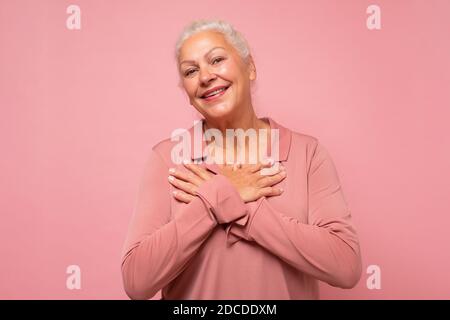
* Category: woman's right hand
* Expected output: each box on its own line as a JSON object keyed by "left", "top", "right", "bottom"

{"left": 217, "top": 161, "right": 286, "bottom": 203}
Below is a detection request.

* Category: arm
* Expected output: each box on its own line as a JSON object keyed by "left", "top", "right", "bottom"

{"left": 226, "top": 141, "right": 362, "bottom": 289}
{"left": 121, "top": 148, "right": 247, "bottom": 300}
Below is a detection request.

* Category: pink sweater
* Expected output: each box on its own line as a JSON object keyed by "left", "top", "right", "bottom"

{"left": 121, "top": 117, "right": 362, "bottom": 300}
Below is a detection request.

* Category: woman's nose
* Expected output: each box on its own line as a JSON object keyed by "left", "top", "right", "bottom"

{"left": 199, "top": 67, "right": 217, "bottom": 85}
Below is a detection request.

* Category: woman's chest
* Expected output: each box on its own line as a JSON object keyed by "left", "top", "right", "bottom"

{"left": 261, "top": 164, "right": 309, "bottom": 223}
{"left": 170, "top": 161, "right": 309, "bottom": 223}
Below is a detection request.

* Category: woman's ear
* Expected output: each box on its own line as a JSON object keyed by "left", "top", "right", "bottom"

{"left": 248, "top": 55, "right": 257, "bottom": 81}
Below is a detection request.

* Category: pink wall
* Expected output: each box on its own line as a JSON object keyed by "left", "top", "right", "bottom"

{"left": 1, "top": 0, "right": 449, "bottom": 299}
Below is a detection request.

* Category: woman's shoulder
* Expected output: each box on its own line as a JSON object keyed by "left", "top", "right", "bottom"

{"left": 149, "top": 137, "right": 180, "bottom": 167}
{"left": 148, "top": 122, "right": 198, "bottom": 166}
{"left": 151, "top": 136, "right": 176, "bottom": 153}
{"left": 290, "top": 130, "right": 319, "bottom": 146}
{"left": 280, "top": 121, "right": 320, "bottom": 153}
{"left": 278, "top": 122, "right": 335, "bottom": 164}
{"left": 150, "top": 120, "right": 202, "bottom": 159}
{"left": 286, "top": 126, "right": 339, "bottom": 171}
{"left": 267, "top": 117, "right": 317, "bottom": 146}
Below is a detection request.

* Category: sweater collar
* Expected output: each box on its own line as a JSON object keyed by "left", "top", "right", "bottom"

{"left": 186, "top": 117, "right": 292, "bottom": 169}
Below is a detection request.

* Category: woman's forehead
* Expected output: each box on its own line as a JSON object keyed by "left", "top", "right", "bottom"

{"left": 179, "top": 31, "right": 232, "bottom": 61}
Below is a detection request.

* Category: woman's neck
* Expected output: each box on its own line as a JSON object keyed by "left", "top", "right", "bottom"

{"left": 202, "top": 110, "right": 271, "bottom": 165}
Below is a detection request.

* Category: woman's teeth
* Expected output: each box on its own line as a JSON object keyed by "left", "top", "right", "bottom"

{"left": 204, "top": 87, "right": 226, "bottom": 98}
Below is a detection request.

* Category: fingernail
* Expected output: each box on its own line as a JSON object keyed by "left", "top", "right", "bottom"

{"left": 183, "top": 159, "right": 190, "bottom": 165}
{"left": 279, "top": 188, "right": 284, "bottom": 192}
{"left": 168, "top": 175, "right": 174, "bottom": 182}
{"left": 172, "top": 190, "right": 177, "bottom": 195}
{"left": 169, "top": 168, "right": 176, "bottom": 174}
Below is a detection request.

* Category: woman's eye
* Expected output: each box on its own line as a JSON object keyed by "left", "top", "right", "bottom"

{"left": 185, "top": 69, "right": 196, "bottom": 77}
{"left": 212, "top": 57, "right": 224, "bottom": 64}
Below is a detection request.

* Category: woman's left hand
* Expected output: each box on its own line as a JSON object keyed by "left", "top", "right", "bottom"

{"left": 168, "top": 161, "right": 215, "bottom": 203}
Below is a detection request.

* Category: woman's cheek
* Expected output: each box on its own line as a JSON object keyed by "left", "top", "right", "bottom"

{"left": 184, "top": 82, "right": 197, "bottom": 100}
{"left": 218, "top": 64, "right": 235, "bottom": 78}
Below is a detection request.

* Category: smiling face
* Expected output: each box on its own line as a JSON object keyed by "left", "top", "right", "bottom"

{"left": 178, "top": 30, "right": 256, "bottom": 121}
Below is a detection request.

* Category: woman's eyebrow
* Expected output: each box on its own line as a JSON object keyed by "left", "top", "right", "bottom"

{"left": 180, "top": 46, "right": 225, "bottom": 65}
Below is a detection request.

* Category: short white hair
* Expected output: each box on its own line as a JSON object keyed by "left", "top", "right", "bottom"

{"left": 175, "top": 19, "right": 252, "bottom": 66}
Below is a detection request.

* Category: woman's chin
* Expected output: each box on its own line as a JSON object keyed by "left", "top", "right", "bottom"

{"left": 201, "top": 102, "right": 235, "bottom": 119}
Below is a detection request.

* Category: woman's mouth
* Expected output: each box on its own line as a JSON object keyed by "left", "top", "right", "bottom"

{"left": 201, "top": 85, "right": 230, "bottom": 102}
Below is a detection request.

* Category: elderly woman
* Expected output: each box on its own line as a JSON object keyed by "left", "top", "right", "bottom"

{"left": 121, "top": 19, "right": 362, "bottom": 300}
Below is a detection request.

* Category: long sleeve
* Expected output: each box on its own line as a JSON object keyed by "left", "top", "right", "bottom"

{"left": 195, "top": 174, "right": 248, "bottom": 225}
{"left": 226, "top": 141, "right": 362, "bottom": 289}
{"left": 120, "top": 147, "right": 249, "bottom": 300}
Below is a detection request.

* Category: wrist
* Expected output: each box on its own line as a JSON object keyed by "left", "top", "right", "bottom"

{"left": 196, "top": 174, "right": 248, "bottom": 224}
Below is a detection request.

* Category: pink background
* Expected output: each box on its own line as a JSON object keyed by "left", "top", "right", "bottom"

{"left": 1, "top": 0, "right": 449, "bottom": 299}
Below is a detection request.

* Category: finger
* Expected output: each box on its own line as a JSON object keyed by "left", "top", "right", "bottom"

{"left": 257, "top": 170, "right": 287, "bottom": 186}
{"left": 168, "top": 175, "right": 198, "bottom": 196}
{"left": 247, "top": 159, "right": 275, "bottom": 173}
{"left": 172, "top": 190, "right": 195, "bottom": 204}
{"left": 257, "top": 163, "right": 285, "bottom": 177}
{"left": 168, "top": 167, "right": 203, "bottom": 186}
{"left": 183, "top": 160, "right": 213, "bottom": 180}
{"left": 257, "top": 186, "right": 284, "bottom": 198}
